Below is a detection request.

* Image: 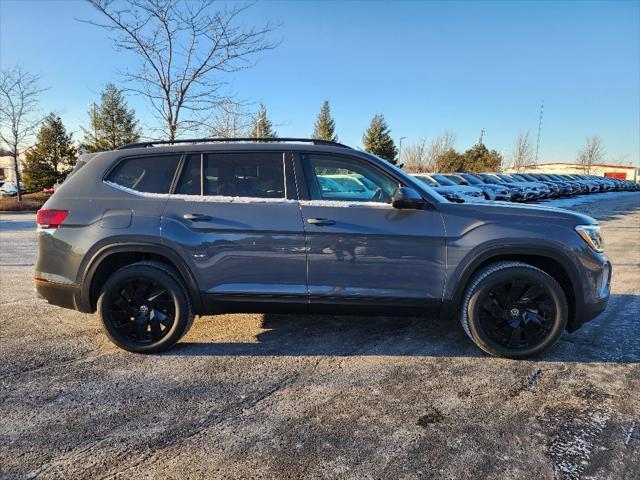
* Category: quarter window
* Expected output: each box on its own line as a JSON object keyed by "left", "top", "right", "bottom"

{"left": 107, "top": 155, "right": 181, "bottom": 193}
{"left": 301, "top": 154, "right": 398, "bottom": 203}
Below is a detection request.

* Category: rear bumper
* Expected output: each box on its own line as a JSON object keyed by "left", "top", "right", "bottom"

{"left": 35, "top": 279, "right": 89, "bottom": 312}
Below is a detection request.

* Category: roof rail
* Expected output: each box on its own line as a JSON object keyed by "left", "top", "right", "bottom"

{"left": 117, "top": 137, "right": 352, "bottom": 150}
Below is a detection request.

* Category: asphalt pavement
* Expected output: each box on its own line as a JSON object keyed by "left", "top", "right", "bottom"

{"left": 0, "top": 193, "right": 639, "bottom": 479}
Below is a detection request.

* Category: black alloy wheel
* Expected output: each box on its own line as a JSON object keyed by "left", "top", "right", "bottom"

{"left": 460, "top": 262, "right": 568, "bottom": 358}
{"left": 97, "top": 262, "right": 194, "bottom": 353}
{"left": 477, "top": 278, "right": 555, "bottom": 350}
{"left": 105, "top": 277, "right": 176, "bottom": 345}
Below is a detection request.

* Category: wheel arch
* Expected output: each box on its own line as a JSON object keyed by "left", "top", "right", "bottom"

{"left": 447, "top": 246, "right": 584, "bottom": 331}
{"left": 79, "top": 243, "right": 202, "bottom": 314}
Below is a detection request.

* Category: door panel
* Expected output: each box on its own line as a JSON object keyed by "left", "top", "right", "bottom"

{"left": 301, "top": 203, "right": 446, "bottom": 305}
{"left": 161, "top": 152, "right": 307, "bottom": 300}
{"left": 297, "top": 154, "right": 446, "bottom": 307}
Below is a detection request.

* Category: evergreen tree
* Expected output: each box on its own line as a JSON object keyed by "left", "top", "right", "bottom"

{"left": 461, "top": 143, "right": 503, "bottom": 172}
{"left": 312, "top": 100, "right": 337, "bottom": 141}
{"left": 81, "top": 83, "right": 140, "bottom": 152}
{"left": 22, "top": 113, "right": 77, "bottom": 191}
{"left": 362, "top": 114, "right": 398, "bottom": 164}
{"left": 435, "top": 148, "right": 465, "bottom": 173}
{"left": 250, "top": 101, "right": 276, "bottom": 138}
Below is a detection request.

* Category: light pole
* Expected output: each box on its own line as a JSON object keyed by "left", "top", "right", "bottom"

{"left": 89, "top": 102, "right": 97, "bottom": 144}
{"left": 398, "top": 136, "right": 406, "bottom": 165}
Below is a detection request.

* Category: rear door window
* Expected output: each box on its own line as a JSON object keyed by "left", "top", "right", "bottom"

{"left": 107, "top": 155, "right": 181, "bottom": 193}
{"left": 174, "top": 152, "right": 285, "bottom": 198}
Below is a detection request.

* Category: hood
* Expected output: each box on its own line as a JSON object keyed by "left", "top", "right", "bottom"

{"left": 433, "top": 186, "right": 459, "bottom": 195}
{"left": 437, "top": 199, "right": 597, "bottom": 227}
{"left": 449, "top": 185, "right": 483, "bottom": 194}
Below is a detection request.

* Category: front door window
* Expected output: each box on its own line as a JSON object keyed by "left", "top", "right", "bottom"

{"left": 302, "top": 155, "right": 398, "bottom": 203}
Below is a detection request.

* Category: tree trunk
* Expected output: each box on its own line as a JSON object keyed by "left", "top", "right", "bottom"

{"left": 12, "top": 151, "right": 22, "bottom": 202}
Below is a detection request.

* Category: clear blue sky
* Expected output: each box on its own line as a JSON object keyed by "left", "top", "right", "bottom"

{"left": 1, "top": 0, "right": 639, "bottom": 165}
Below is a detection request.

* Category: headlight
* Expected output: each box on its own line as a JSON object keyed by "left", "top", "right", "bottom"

{"left": 575, "top": 224, "right": 604, "bottom": 252}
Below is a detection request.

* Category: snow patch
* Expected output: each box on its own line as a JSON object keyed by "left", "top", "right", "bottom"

{"left": 546, "top": 408, "right": 611, "bottom": 480}
{"left": 104, "top": 181, "right": 169, "bottom": 198}
{"left": 537, "top": 191, "right": 639, "bottom": 209}
{"left": 299, "top": 199, "right": 392, "bottom": 209}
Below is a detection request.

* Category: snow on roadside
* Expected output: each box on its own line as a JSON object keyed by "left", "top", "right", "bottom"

{"left": 536, "top": 191, "right": 639, "bottom": 209}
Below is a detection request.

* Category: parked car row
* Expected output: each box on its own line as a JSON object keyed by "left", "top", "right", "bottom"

{"left": 412, "top": 172, "right": 639, "bottom": 203}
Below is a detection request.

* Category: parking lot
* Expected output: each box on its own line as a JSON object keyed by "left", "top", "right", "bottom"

{"left": 0, "top": 192, "right": 639, "bottom": 479}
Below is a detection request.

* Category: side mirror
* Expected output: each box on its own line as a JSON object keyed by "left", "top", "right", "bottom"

{"left": 391, "top": 187, "right": 427, "bottom": 209}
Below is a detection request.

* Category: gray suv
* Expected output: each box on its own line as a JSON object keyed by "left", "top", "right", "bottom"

{"left": 35, "top": 138, "right": 611, "bottom": 358}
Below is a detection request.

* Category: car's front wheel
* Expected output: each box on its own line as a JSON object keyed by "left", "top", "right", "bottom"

{"left": 97, "top": 261, "right": 194, "bottom": 353}
{"left": 460, "top": 262, "right": 568, "bottom": 358}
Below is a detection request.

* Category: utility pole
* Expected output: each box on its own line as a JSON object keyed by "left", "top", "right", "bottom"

{"left": 535, "top": 100, "right": 544, "bottom": 167}
{"left": 90, "top": 102, "right": 98, "bottom": 144}
{"left": 477, "top": 128, "right": 485, "bottom": 145}
{"left": 398, "top": 136, "right": 406, "bottom": 165}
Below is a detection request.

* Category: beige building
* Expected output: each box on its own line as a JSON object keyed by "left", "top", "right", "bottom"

{"left": 0, "top": 151, "right": 18, "bottom": 183}
{"left": 507, "top": 162, "right": 638, "bottom": 182}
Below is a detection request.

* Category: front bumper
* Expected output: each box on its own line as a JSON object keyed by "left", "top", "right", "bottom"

{"left": 568, "top": 259, "right": 612, "bottom": 332}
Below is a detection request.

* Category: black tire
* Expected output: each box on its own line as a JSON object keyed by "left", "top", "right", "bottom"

{"left": 97, "top": 261, "right": 194, "bottom": 353}
{"left": 460, "top": 261, "right": 568, "bottom": 359}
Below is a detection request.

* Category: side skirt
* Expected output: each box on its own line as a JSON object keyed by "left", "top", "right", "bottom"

{"left": 201, "top": 293, "right": 442, "bottom": 317}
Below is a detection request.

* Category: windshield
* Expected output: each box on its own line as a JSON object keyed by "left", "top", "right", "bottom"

{"left": 478, "top": 173, "right": 502, "bottom": 184}
{"left": 459, "top": 173, "right": 484, "bottom": 185}
{"left": 431, "top": 174, "right": 456, "bottom": 186}
{"left": 444, "top": 174, "right": 466, "bottom": 185}
{"left": 317, "top": 176, "right": 349, "bottom": 193}
{"left": 325, "top": 175, "right": 369, "bottom": 193}
{"left": 412, "top": 174, "right": 438, "bottom": 187}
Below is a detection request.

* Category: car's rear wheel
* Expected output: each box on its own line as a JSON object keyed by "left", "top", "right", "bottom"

{"left": 97, "top": 261, "right": 194, "bottom": 353}
{"left": 460, "top": 262, "right": 568, "bottom": 358}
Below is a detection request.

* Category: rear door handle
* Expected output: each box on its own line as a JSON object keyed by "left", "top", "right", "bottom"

{"left": 183, "top": 213, "right": 213, "bottom": 222}
{"left": 307, "top": 218, "right": 336, "bottom": 226}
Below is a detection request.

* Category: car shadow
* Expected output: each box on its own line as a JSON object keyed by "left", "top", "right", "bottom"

{"left": 169, "top": 293, "right": 639, "bottom": 364}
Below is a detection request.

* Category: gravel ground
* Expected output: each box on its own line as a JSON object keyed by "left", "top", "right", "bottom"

{"left": 0, "top": 193, "right": 639, "bottom": 479}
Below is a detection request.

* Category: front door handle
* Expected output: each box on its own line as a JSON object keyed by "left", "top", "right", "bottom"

{"left": 183, "top": 213, "right": 213, "bottom": 222}
{"left": 307, "top": 218, "right": 336, "bottom": 226}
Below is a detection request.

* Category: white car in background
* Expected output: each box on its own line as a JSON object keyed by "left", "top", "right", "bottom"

{"left": 412, "top": 173, "right": 486, "bottom": 203}
{"left": 1, "top": 181, "right": 25, "bottom": 197}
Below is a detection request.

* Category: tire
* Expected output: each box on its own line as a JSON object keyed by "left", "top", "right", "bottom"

{"left": 97, "top": 261, "right": 194, "bottom": 353}
{"left": 460, "top": 261, "right": 568, "bottom": 359}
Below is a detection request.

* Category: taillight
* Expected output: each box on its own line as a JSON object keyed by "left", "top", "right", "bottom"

{"left": 37, "top": 209, "right": 69, "bottom": 228}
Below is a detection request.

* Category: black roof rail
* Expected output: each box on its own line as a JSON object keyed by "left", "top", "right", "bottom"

{"left": 117, "top": 137, "right": 352, "bottom": 150}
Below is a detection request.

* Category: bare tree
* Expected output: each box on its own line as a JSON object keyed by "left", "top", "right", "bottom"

{"left": 510, "top": 130, "right": 533, "bottom": 172}
{"left": 83, "top": 0, "right": 278, "bottom": 140}
{"left": 426, "top": 130, "right": 456, "bottom": 172}
{"left": 0, "top": 67, "right": 46, "bottom": 201}
{"left": 209, "top": 98, "right": 252, "bottom": 137}
{"left": 577, "top": 135, "right": 605, "bottom": 174}
{"left": 402, "top": 138, "right": 429, "bottom": 173}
